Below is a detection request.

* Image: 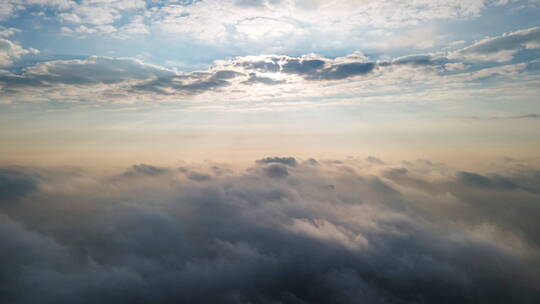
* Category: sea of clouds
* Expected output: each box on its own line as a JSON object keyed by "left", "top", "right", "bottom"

{"left": 1, "top": 156, "right": 539, "bottom": 303}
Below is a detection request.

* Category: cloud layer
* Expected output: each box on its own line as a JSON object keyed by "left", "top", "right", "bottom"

{"left": 1, "top": 157, "right": 539, "bottom": 303}
{"left": 0, "top": 0, "right": 491, "bottom": 40}
{"left": 1, "top": 25, "right": 539, "bottom": 107}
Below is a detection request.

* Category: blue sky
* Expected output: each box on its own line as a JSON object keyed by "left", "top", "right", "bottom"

{"left": 0, "top": 0, "right": 540, "bottom": 165}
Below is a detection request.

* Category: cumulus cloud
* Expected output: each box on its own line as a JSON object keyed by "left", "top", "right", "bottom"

{"left": 0, "top": 38, "right": 38, "bottom": 66}
{"left": 0, "top": 26, "right": 20, "bottom": 38}
{"left": 0, "top": 0, "right": 74, "bottom": 21}
{"left": 1, "top": 27, "right": 539, "bottom": 105}
{"left": 58, "top": 0, "right": 145, "bottom": 25}
{"left": 0, "top": 157, "right": 539, "bottom": 303}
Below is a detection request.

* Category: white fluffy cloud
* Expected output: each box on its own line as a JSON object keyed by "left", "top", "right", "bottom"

{"left": 0, "top": 38, "right": 38, "bottom": 66}
{"left": 0, "top": 27, "right": 20, "bottom": 38}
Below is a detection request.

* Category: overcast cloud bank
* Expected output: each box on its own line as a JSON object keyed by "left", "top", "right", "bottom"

{"left": 1, "top": 157, "right": 539, "bottom": 303}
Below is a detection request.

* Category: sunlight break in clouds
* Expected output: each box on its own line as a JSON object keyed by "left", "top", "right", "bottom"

{"left": 0, "top": 0, "right": 540, "bottom": 303}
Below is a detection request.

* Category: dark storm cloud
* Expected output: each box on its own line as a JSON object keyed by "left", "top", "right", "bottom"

{"left": 1, "top": 159, "right": 540, "bottom": 303}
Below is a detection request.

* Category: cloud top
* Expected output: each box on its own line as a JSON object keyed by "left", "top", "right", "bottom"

{"left": 1, "top": 157, "right": 539, "bottom": 303}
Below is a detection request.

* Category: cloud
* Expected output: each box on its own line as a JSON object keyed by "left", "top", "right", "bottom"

{"left": 457, "top": 171, "right": 518, "bottom": 190}
{"left": 306, "top": 62, "right": 376, "bottom": 80}
{"left": 390, "top": 54, "right": 439, "bottom": 66}
{"left": 0, "top": 169, "right": 37, "bottom": 202}
{"left": 124, "top": 164, "right": 169, "bottom": 177}
{"left": 0, "top": 157, "right": 539, "bottom": 303}
{"left": 366, "top": 156, "right": 385, "bottom": 165}
{"left": 1, "top": 29, "right": 539, "bottom": 105}
{"left": 21, "top": 56, "right": 175, "bottom": 85}
{"left": 0, "top": 0, "right": 492, "bottom": 52}
{"left": 0, "top": 26, "right": 20, "bottom": 38}
{"left": 0, "top": 1, "right": 18, "bottom": 21}
{"left": 0, "top": 38, "right": 38, "bottom": 66}
{"left": 59, "top": 0, "right": 145, "bottom": 25}
{"left": 452, "top": 26, "right": 540, "bottom": 62}
{"left": 1, "top": 0, "right": 537, "bottom": 55}
{"left": 512, "top": 113, "right": 540, "bottom": 119}
{"left": 462, "top": 113, "right": 540, "bottom": 121}
{"left": 256, "top": 156, "right": 298, "bottom": 166}
{"left": 233, "top": 55, "right": 377, "bottom": 80}
{"left": 0, "top": 0, "right": 74, "bottom": 21}
{"left": 187, "top": 171, "right": 212, "bottom": 181}
{"left": 0, "top": 56, "right": 177, "bottom": 98}
{"left": 242, "top": 72, "right": 285, "bottom": 85}
{"left": 262, "top": 163, "right": 289, "bottom": 178}
{"left": 131, "top": 70, "right": 239, "bottom": 95}
{"left": 148, "top": 0, "right": 489, "bottom": 47}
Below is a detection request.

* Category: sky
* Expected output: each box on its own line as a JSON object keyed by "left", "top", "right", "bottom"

{"left": 1, "top": 1, "right": 540, "bottom": 303}
{"left": 0, "top": 0, "right": 539, "bottom": 166}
